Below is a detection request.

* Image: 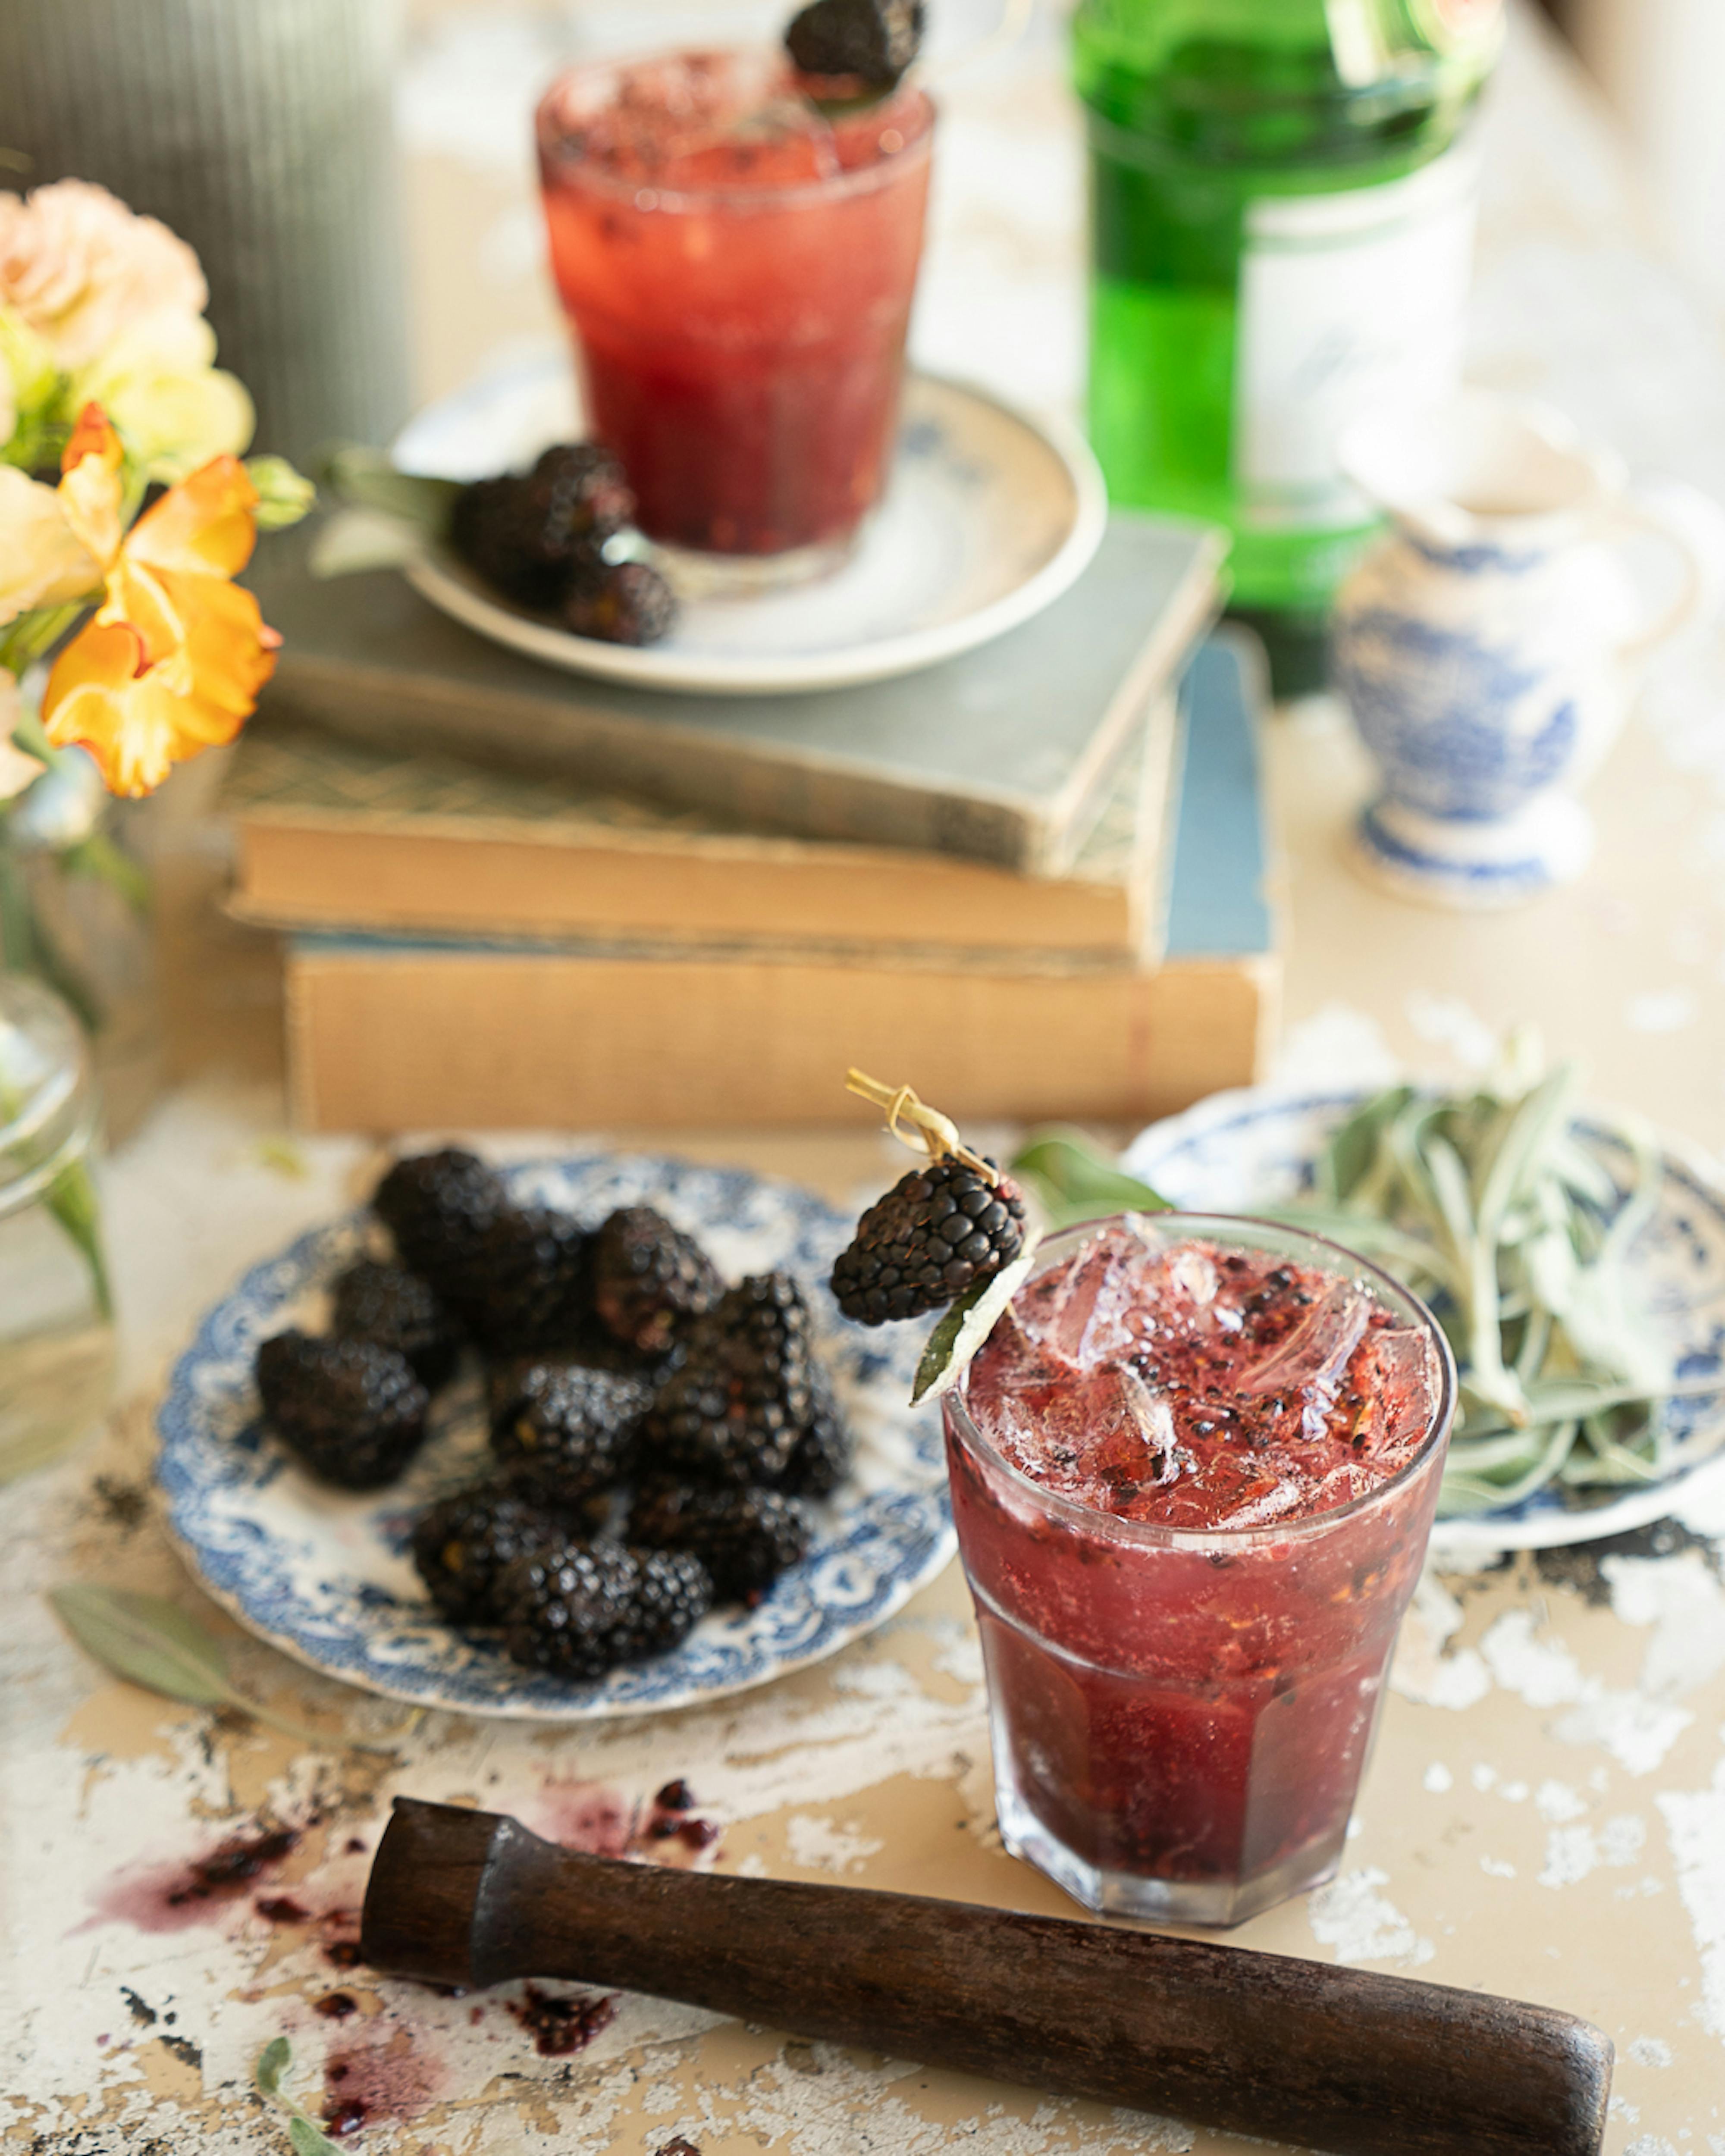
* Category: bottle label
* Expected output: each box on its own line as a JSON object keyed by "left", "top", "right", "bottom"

{"left": 1233, "top": 141, "right": 1480, "bottom": 534}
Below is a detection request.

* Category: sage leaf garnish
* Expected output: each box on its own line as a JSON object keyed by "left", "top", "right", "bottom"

{"left": 911, "top": 1231, "right": 1042, "bottom": 1407}
{"left": 257, "top": 2038, "right": 346, "bottom": 2156}
{"left": 50, "top": 1585, "right": 395, "bottom": 1753}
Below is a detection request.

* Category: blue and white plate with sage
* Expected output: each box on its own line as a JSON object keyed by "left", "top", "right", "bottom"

{"left": 157, "top": 1155, "right": 951, "bottom": 1720}
{"left": 1125, "top": 1084, "right": 1725, "bottom": 1556}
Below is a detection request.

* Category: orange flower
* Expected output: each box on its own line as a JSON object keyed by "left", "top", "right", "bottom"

{"left": 41, "top": 404, "right": 280, "bottom": 795}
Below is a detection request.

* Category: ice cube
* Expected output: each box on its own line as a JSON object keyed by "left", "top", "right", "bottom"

{"left": 1016, "top": 1222, "right": 1160, "bottom": 1371}
{"left": 1349, "top": 1322, "right": 1442, "bottom": 1460}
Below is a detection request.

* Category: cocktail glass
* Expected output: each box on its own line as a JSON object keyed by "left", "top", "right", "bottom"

{"left": 536, "top": 50, "right": 935, "bottom": 582}
{"left": 944, "top": 1213, "right": 1456, "bottom": 1926}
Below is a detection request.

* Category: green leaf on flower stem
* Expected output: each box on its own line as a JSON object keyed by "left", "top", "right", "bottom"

{"left": 307, "top": 506, "right": 433, "bottom": 579}
{"left": 317, "top": 444, "right": 459, "bottom": 532}
{"left": 911, "top": 1232, "right": 1042, "bottom": 1408}
{"left": 255, "top": 2036, "right": 291, "bottom": 2098}
{"left": 245, "top": 457, "right": 317, "bottom": 530}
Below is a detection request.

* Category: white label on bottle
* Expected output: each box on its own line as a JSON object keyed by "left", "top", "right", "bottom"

{"left": 1233, "top": 140, "right": 1480, "bottom": 530}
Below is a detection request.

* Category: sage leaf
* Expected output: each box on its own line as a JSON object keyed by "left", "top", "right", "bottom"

{"left": 318, "top": 443, "right": 460, "bottom": 530}
{"left": 50, "top": 1585, "right": 397, "bottom": 1754}
{"left": 51, "top": 1584, "right": 235, "bottom": 1708}
{"left": 288, "top": 2115, "right": 346, "bottom": 2156}
{"left": 256, "top": 2037, "right": 290, "bottom": 2098}
{"left": 1011, "top": 1129, "right": 1172, "bottom": 1228}
{"left": 911, "top": 1232, "right": 1043, "bottom": 1407}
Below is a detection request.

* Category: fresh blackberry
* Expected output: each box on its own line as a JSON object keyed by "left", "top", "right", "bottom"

{"left": 410, "top": 1481, "right": 571, "bottom": 1623}
{"left": 628, "top": 1480, "right": 811, "bottom": 1602}
{"left": 255, "top": 1332, "right": 429, "bottom": 1489}
{"left": 831, "top": 1156, "right": 1026, "bottom": 1325}
{"left": 372, "top": 1149, "right": 507, "bottom": 1299}
{"left": 776, "top": 1373, "right": 854, "bottom": 1497}
{"left": 562, "top": 558, "right": 677, "bottom": 647}
{"left": 451, "top": 445, "right": 633, "bottom": 611}
{"left": 592, "top": 1207, "right": 722, "bottom": 1355}
{"left": 498, "top": 1542, "right": 713, "bottom": 1679}
{"left": 454, "top": 1206, "right": 593, "bottom": 1354}
{"left": 785, "top": 0, "right": 924, "bottom": 85}
{"left": 330, "top": 1259, "right": 459, "bottom": 1391}
{"left": 490, "top": 1362, "right": 652, "bottom": 1504}
{"left": 643, "top": 1274, "right": 815, "bottom": 1487}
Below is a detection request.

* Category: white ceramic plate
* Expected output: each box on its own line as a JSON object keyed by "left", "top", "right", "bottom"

{"left": 156, "top": 1154, "right": 951, "bottom": 1720}
{"left": 1124, "top": 1084, "right": 1725, "bottom": 1556}
{"left": 392, "top": 344, "right": 1107, "bottom": 695}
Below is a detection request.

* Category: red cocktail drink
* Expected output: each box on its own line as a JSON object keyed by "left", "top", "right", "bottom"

{"left": 536, "top": 51, "right": 935, "bottom": 567}
{"left": 945, "top": 1214, "right": 1454, "bottom": 1925}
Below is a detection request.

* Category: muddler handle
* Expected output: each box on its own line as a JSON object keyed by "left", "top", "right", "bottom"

{"left": 361, "top": 1797, "right": 1610, "bottom": 2156}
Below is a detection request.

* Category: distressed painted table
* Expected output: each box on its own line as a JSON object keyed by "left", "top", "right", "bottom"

{"left": 7, "top": 4, "right": 1725, "bottom": 2152}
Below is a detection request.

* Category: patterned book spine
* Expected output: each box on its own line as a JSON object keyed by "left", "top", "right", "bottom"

{"left": 0, "top": 0, "right": 411, "bottom": 465}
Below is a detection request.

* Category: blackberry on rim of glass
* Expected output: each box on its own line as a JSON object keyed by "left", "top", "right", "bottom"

{"left": 831, "top": 1068, "right": 1027, "bottom": 1326}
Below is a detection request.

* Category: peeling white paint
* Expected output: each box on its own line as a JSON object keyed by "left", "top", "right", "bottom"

{"left": 784, "top": 1818, "right": 886, "bottom": 1875}
{"left": 1423, "top": 1763, "right": 1454, "bottom": 1793}
{"left": 1656, "top": 1757, "right": 1725, "bottom": 2041}
{"left": 1307, "top": 1869, "right": 1436, "bottom": 1968}
{"left": 1480, "top": 1856, "right": 1517, "bottom": 1878}
{"left": 1537, "top": 1814, "right": 1647, "bottom": 1890}
{"left": 1536, "top": 1779, "right": 1587, "bottom": 1823}
{"left": 1480, "top": 1605, "right": 1701, "bottom": 1777}
{"left": 1629, "top": 2037, "right": 1675, "bottom": 2068}
{"left": 1390, "top": 1575, "right": 1493, "bottom": 1711}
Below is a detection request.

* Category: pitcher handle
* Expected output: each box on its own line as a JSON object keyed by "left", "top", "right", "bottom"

{"left": 1608, "top": 480, "right": 1725, "bottom": 661}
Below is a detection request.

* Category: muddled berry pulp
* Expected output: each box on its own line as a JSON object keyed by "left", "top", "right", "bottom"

{"left": 948, "top": 1221, "right": 1449, "bottom": 1922}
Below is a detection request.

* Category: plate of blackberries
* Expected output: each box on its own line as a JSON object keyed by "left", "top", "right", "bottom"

{"left": 155, "top": 1149, "right": 950, "bottom": 1718}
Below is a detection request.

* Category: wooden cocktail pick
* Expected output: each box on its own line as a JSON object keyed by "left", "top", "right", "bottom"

{"left": 361, "top": 1798, "right": 1611, "bottom": 2156}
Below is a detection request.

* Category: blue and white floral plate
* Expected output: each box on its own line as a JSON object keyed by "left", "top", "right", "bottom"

{"left": 156, "top": 1156, "right": 952, "bottom": 1720}
{"left": 392, "top": 346, "right": 1107, "bottom": 695}
{"left": 1126, "top": 1085, "right": 1725, "bottom": 1555}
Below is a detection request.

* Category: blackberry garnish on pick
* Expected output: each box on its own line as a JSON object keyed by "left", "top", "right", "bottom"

{"left": 786, "top": 0, "right": 925, "bottom": 87}
{"left": 592, "top": 1206, "right": 723, "bottom": 1355}
{"left": 831, "top": 1071, "right": 1026, "bottom": 1325}
{"left": 255, "top": 1332, "right": 430, "bottom": 1489}
{"left": 330, "top": 1259, "right": 459, "bottom": 1391}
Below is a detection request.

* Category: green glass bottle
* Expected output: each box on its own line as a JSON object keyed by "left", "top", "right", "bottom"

{"left": 1075, "top": 0, "right": 1501, "bottom": 693}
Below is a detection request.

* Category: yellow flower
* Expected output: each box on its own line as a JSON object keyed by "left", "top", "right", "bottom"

{"left": 71, "top": 309, "right": 254, "bottom": 484}
{"left": 41, "top": 407, "right": 281, "bottom": 796}
{"left": 0, "top": 464, "right": 101, "bottom": 628}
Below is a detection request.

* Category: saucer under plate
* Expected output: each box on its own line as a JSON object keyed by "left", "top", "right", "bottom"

{"left": 392, "top": 346, "right": 1106, "bottom": 696}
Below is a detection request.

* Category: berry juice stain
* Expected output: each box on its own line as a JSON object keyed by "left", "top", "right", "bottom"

{"left": 320, "top": 2037, "right": 439, "bottom": 2137}
{"left": 531, "top": 1780, "right": 636, "bottom": 1858}
{"left": 507, "top": 1984, "right": 616, "bottom": 2057}
{"left": 84, "top": 1824, "right": 301, "bottom": 1933}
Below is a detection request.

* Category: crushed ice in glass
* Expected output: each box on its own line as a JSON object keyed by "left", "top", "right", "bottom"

{"left": 965, "top": 1227, "right": 1440, "bottom": 1530}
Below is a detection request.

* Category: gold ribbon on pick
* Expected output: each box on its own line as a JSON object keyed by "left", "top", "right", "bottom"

{"left": 843, "top": 1068, "right": 998, "bottom": 1185}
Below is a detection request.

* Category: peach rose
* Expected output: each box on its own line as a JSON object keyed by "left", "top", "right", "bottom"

{"left": 0, "top": 180, "right": 207, "bottom": 372}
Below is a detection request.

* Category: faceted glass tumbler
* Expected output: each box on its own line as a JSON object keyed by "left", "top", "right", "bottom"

{"left": 943, "top": 1213, "right": 1455, "bottom": 1927}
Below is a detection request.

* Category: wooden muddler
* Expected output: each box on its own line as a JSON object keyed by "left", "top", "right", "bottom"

{"left": 361, "top": 1798, "right": 1611, "bottom": 2156}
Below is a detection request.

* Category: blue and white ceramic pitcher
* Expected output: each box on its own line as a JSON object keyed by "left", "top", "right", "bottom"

{"left": 1331, "top": 392, "right": 1714, "bottom": 906}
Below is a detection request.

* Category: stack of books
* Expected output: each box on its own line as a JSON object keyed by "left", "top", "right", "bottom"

{"left": 235, "top": 520, "right": 1278, "bottom": 1130}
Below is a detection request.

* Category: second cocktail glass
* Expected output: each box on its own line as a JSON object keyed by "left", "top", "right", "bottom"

{"left": 944, "top": 1212, "right": 1456, "bottom": 1927}
{"left": 537, "top": 50, "right": 935, "bottom": 579}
